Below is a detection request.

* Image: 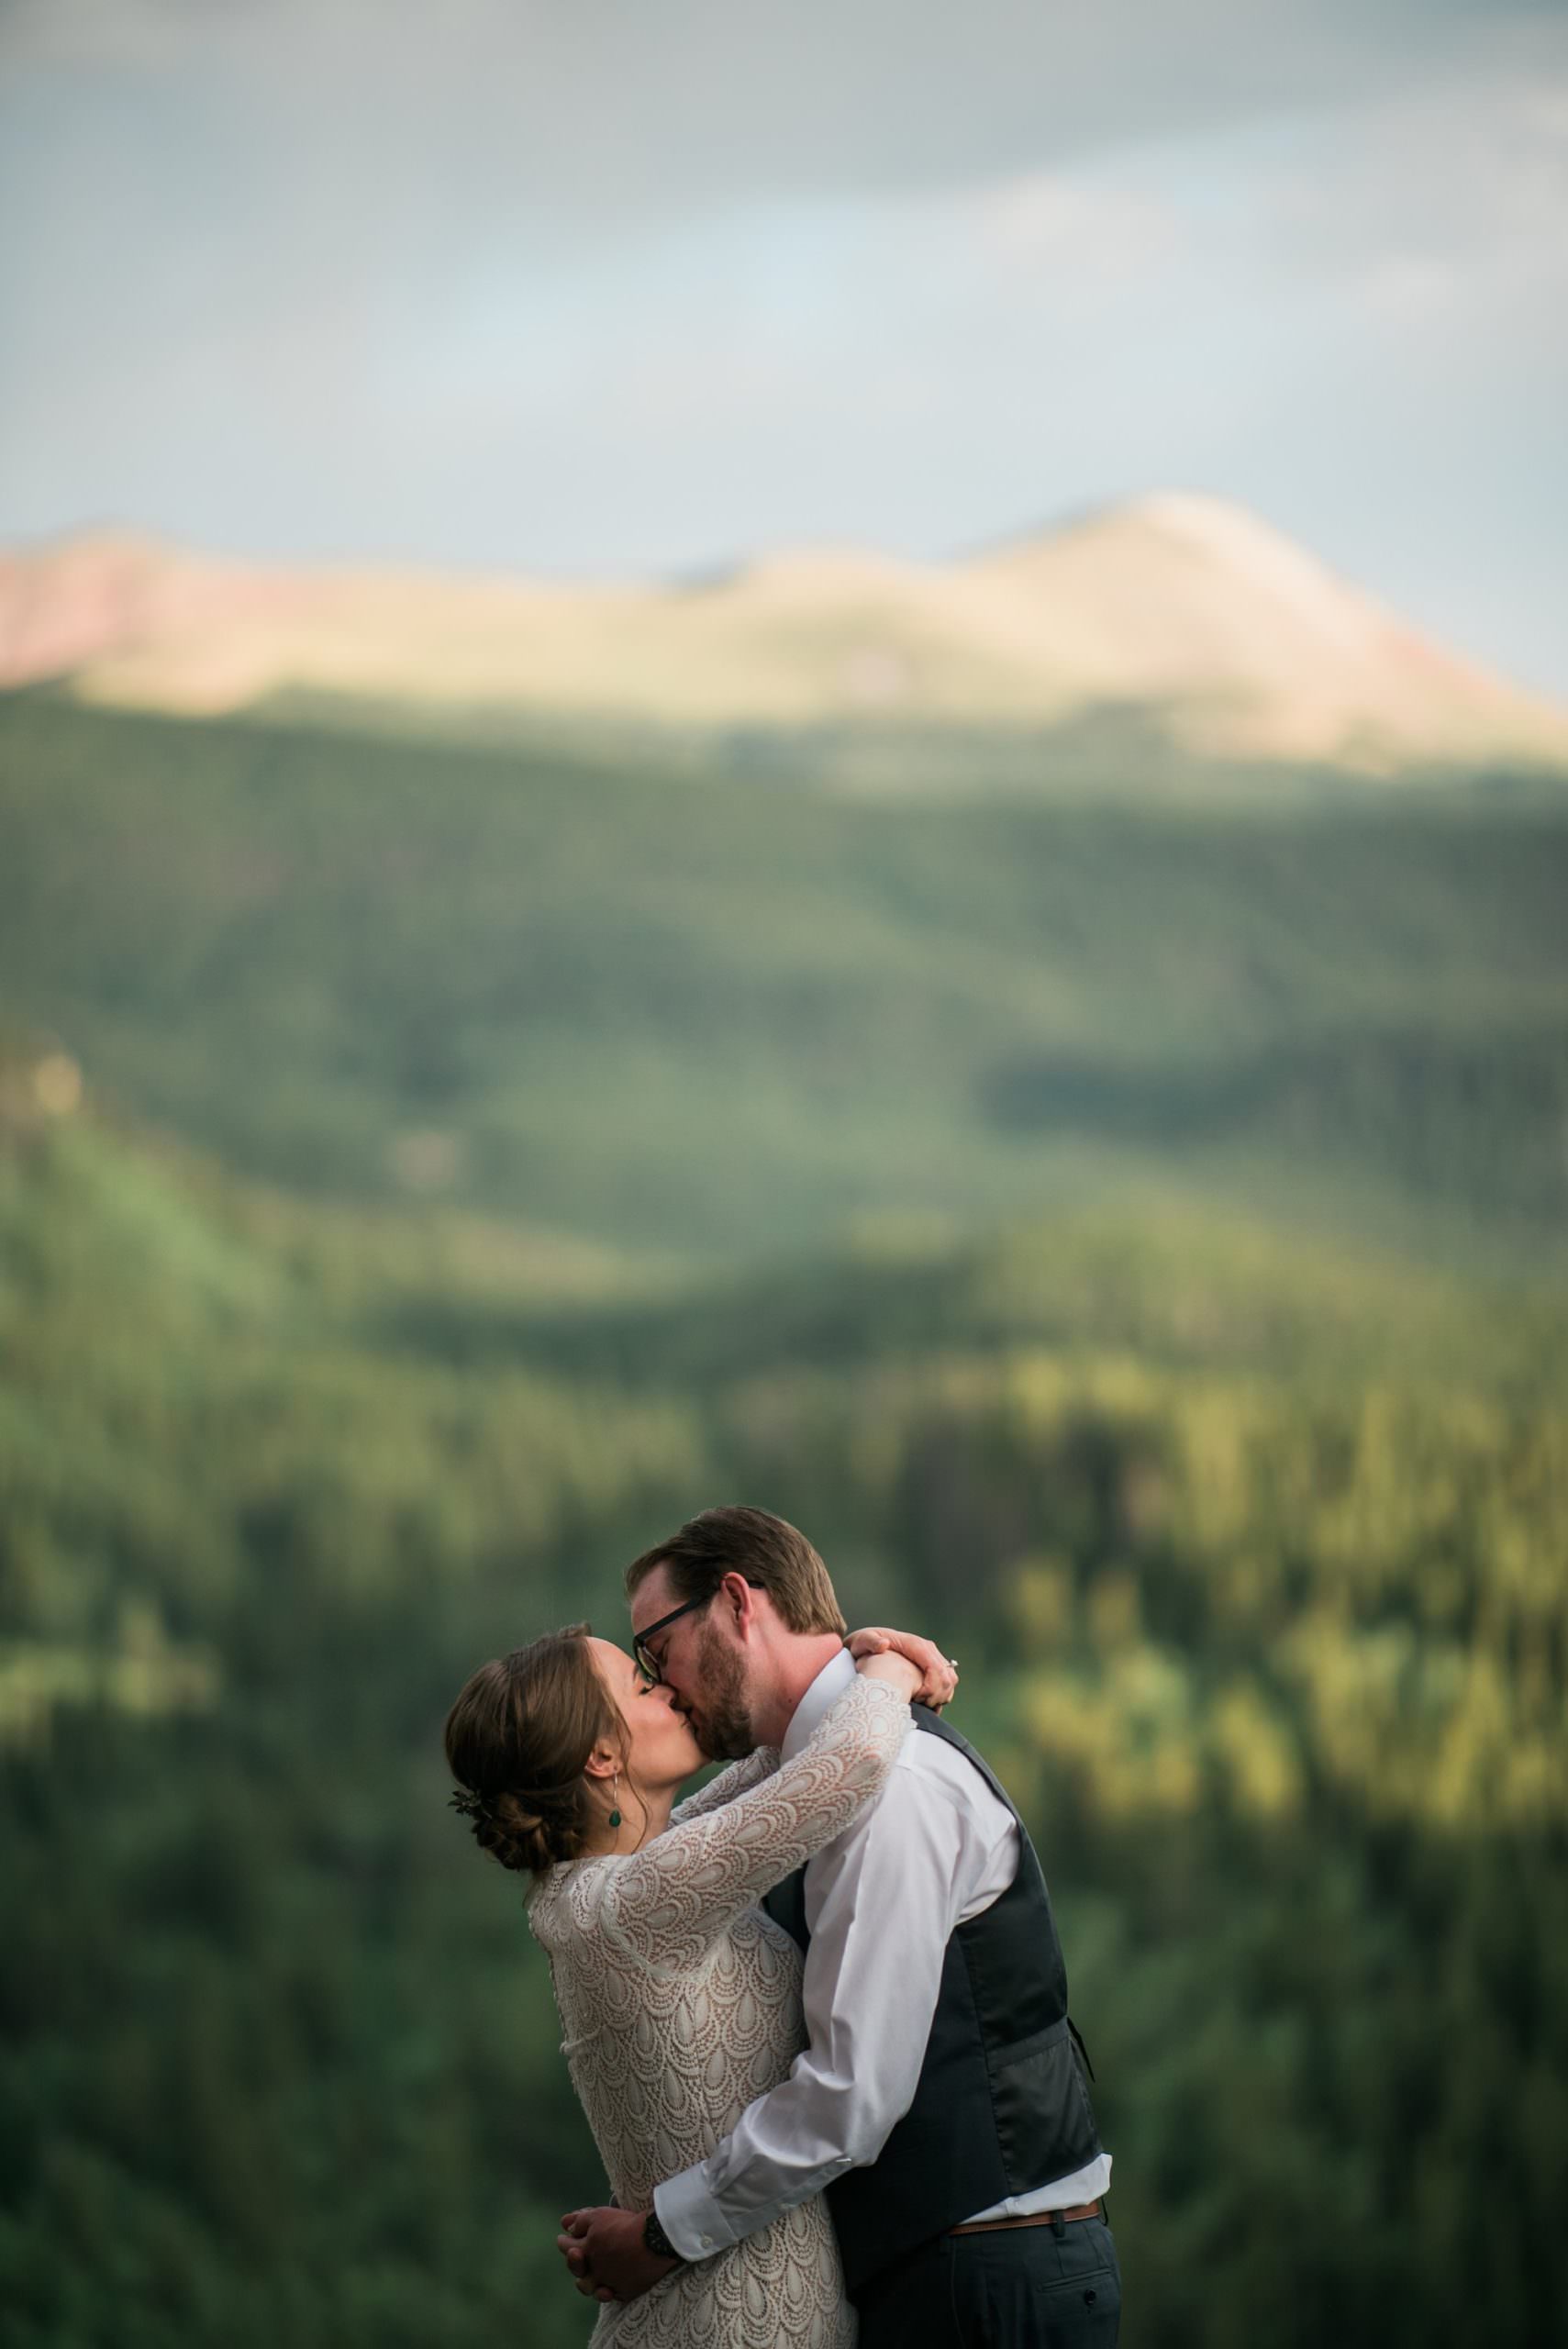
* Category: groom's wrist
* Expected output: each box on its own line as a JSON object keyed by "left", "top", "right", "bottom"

{"left": 654, "top": 2166, "right": 735, "bottom": 2262}
{"left": 642, "top": 2208, "right": 685, "bottom": 2266}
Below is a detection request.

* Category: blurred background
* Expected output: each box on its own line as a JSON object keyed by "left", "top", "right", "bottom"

{"left": 2, "top": 3, "right": 1565, "bottom": 2343}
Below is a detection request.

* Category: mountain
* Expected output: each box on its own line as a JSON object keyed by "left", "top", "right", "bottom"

{"left": 5, "top": 495, "right": 1566, "bottom": 775}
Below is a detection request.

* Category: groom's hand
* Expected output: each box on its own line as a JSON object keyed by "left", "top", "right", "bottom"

{"left": 558, "top": 2207, "right": 676, "bottom": 2303}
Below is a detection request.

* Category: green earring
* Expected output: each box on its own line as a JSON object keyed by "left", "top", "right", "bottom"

{"left": 608, "top": 1772, "right": 622, "bottom": 1831}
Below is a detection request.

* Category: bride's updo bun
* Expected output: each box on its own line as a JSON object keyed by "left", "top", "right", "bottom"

{"left": 444, "top": 1624, "right": 622, "bottom": 1876}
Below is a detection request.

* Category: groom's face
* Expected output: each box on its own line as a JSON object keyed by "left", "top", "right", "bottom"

{"left": 630, "top": 1565, "right": 757, "bottom": 1763}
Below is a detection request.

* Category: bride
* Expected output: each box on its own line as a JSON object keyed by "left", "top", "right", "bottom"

{"left": 444, "top": 1617, "right": 953, "bottom": 2346}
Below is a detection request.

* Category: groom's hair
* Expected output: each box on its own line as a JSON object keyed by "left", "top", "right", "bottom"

{"left": 626, "top": 1507, "right": 847, "bottom": 1638}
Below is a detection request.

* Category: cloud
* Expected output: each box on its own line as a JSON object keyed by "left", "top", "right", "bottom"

{"left": 1, "top": 0, "right": 1551, "bottom": 231}
{"left": 960, "top": 173, "right": 1180, "bottom": 279}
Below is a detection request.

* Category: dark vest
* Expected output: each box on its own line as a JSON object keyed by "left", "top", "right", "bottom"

{"left": 762, "top": 1706, "right": 1103, "bottom": 2297}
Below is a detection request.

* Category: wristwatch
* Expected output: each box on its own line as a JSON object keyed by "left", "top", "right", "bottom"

{"left": 643, "top": 2208, "right": 687, "bottom": 2265}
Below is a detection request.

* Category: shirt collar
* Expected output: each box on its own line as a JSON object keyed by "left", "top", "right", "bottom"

{"left": 781, "top": 1644, "right": 857, "bottom": 1763}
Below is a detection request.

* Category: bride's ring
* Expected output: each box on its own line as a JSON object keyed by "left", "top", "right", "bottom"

{"left": 948, "top": 1656, "right": 959, "bottom": 1669}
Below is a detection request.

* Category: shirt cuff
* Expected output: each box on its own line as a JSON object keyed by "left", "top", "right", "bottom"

{"left": 653, "top": 2165, "right": 738, "bottom": 2263}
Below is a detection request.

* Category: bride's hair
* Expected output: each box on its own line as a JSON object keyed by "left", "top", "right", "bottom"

{"left": 444, "top": 1624, "right": 625, "bottom": 1876}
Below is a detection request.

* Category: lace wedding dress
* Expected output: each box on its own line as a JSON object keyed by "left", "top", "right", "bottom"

{"left": 528, "top": 1674, "right": 910, "bottom": 2347}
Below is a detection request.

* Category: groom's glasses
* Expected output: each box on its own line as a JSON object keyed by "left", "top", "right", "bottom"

{"left": 633, "top": 1582, "right": 765, "bottom": 1688}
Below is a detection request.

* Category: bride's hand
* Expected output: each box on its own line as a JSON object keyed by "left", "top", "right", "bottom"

{"left": 848, "top": 1627, "right": 958, "bottom": 1710}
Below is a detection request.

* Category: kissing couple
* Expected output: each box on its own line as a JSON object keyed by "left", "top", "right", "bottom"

{"left": 445, "top": 1507, "right": 1119, "bottom": 2346}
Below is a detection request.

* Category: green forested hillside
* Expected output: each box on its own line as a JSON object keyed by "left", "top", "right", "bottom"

{"left": 3, "top": 676, "right": 1565, "bottom": 2346}
{"left": 3, "top": 691, "right": 1566, "bottom": 1254}
{"left": 2, "top": 1096, "right": 1563, "bottom": 2347}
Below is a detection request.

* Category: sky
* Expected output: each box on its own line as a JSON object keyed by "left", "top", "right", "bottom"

{"left": 2, "top": 0, "right": 1566, "bottom": 692}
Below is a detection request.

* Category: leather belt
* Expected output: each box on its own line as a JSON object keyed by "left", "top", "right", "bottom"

{"left": 951, "top": 2199, "right": 1103, "bottom": 2237}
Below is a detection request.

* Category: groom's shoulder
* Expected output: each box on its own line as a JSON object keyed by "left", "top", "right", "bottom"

{"left": 894, "top": 1709, "right": 1014, "bottom": 1818}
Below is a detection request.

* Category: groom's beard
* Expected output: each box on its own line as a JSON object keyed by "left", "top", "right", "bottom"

{"left": 684, "top": 1623, "right": 756, "bottom": 1762}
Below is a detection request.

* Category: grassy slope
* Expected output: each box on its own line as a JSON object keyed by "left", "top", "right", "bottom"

{"left": 3, "top": 1085, "right": 1560, "bottom": 1732}
{"left": 2, "top": 690, "right": 1566, "bottom": 1259}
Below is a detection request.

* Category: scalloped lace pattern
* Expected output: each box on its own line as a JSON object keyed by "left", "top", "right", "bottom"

{"left": 528, "top": 1676, "right": 909, "bottom": 2345}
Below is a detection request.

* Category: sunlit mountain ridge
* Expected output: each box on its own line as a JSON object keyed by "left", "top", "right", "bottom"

{"left": 5, "top": 494, "right": 1566, "bottom": 776}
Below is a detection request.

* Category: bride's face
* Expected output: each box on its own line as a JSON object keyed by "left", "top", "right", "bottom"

{"left": 585, "top": 1636, "right": 706, "bottom": 1787}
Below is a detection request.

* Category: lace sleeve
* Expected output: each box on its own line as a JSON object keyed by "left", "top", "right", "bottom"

{"left": 597, "top": 1677, "right": 908, "bottom": 1972}
{"left": 670, "top": 1749, "right": 780, "bottom": 1825}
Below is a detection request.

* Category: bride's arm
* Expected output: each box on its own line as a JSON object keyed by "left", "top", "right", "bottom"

{"left": 845, "top": 1627, "right": 957, "bottom": 1709}
{"left": 669, "top": 1749, "right": 779, "bottom": 1825}
{"left": 599, "top": 1657, "right": 917, "bottom": 1968}
{"left": 666, "top": 1626, "right": 953, "bottom": 1828}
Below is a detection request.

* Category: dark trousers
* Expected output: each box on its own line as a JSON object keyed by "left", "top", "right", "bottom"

{"left": 852, "top": 2215, "right": 1121, "bottom": 2349}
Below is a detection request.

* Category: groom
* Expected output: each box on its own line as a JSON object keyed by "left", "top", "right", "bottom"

{"left": 559, "top": 1506, "right": 1119, "bottom": 2348}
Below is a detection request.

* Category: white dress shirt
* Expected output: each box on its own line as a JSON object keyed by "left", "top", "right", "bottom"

{"left": 655, "top": 1648, "right": 1112, "bottom": 2262}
